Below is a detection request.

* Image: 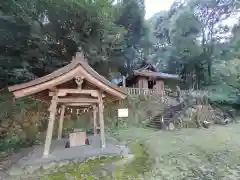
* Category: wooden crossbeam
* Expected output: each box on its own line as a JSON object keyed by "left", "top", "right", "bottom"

{"left": 57, "top": 97, "right": 99, "bottom": 103}
{"left": 49, "top": 89, "right": 105, "bottom": 98}
{"left": 65, "top": 103, "right": 92, "bottom": 107}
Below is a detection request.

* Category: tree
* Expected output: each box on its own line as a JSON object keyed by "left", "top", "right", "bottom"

{"left": 208, "top": 19, "right": 240, "bottom": 103}
{"left": 115, "top": 0, "right": 152, "bottom": 75}
{"left": 151, "top": 0, "right": 238, "bottom": 88}
{"left": 0, "top": 0, "right": 128, "bottom": 87}
{"left": 191, "top": 0, "right": 237, "bottom": 83}
{"left": 151, "top": 2, "right": 203, "bottom": 88}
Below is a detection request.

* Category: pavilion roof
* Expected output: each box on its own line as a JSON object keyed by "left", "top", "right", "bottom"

{"left": 8, "top": 53, "right": 127, "bottom": 101}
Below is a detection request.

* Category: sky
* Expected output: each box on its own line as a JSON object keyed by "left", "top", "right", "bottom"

{"left": 145, "top": 0, "right": 174, "bottom": 19}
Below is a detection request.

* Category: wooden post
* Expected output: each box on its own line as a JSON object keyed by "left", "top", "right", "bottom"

{"left": 57, "top": 105, "right": 66, "bottom": 140}
{"left": 122, "top": 76, "right": 126, "bottom": 88}
{"left": 93, "top": 105, "right": 97, "bottom": 135}
{"left": 98, "top": 92, "right": 106, "bottom": 148}
{"left": 43, "top": 95, "right": 58, "bottom": 157}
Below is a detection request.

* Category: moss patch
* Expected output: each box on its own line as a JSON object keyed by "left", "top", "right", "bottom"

{"left": 41, "top": 156, "right": 122, "bottom": 180}
{"left": 41, "top": 141, "right": 153, "bottom": 180}
{"left": 114, "top": 141, "right": 154, "bottom": 179}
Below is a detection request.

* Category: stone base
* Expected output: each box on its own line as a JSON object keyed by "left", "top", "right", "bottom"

{"left": 7, "top": 135, "right": 130, "bottom": 178}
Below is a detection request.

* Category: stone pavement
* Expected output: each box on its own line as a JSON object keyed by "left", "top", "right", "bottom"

{"left": 5, "top": 135, "right": 130, "bottom": 179}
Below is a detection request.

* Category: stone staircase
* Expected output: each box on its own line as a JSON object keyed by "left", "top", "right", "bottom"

{"left": 144, "top": 95, "right": 180, "bottom": 120}
{"left": 145, "top": 90, "right": 214, "bottom": 130}
{"left": 146, "top": 96, "right": 234, "bottom": 130}
{"left": 146, "top": 100, "right": 193, "bottom": 130}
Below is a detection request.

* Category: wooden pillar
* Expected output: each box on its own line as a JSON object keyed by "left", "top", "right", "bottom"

{"left": 93, "top": 105, "right": 97, "bottom": 135}
{"left": 57, "top": 105, "right": 66, "bottom": 140}
{"left": 137, "top": 78, "right": 141, "bottom": 88}
{"left": 98, "top": 92, "right": 106, "bottom": 148}
{"left": 43, "top": 95, "right": 58, "bottom": 157}
{"left": 161, "top": 90, "right": 164, "bottom": 102}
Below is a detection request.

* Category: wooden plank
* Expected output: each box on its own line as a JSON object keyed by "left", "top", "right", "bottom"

{"left": 58, "top": 98, "right": 99, "bottom": 103}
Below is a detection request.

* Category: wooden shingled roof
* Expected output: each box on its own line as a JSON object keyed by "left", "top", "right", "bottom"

{"left": 134, "top": 63, "right": 180, "bottom": 80}
{"left": 137, "top": 63, "right": 157, "bottom": 72}
{"left": 8, "top": 53, "right": 127, "bottom": 101}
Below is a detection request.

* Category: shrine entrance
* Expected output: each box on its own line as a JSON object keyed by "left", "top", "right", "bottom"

{"left": 8, "top": 52, "right": 126, "bottom": 157}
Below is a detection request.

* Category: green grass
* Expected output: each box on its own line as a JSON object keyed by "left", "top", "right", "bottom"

{"left": 113, "top": 124, "right": 240, "bottom": 179}
{"left": 40, "top": 123, "right": 240, "bottom": 179}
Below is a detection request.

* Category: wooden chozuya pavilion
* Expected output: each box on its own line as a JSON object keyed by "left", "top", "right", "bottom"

{"left": 8, "top": 52, "right": 127, "bottom": 157}
{"left": 119, "top": 63, "right": 181, "bottom": 93}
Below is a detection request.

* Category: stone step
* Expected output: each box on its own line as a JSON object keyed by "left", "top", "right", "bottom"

{"left": 151, "top": 118, "right": 161, "bottom": 121}
{"left": 152, "top": 117, "right": 171, "bottom": 121}
{"left": 145, "top": 126, "right": 160, "bottom": 130}
{"left": 146, "top": 124, "right": 161, "bottom": 128}
{"left": 146, "top": 101, "right": 187, "bottom": 130}
{"left": 148, "top": 123, "right": 162, "bottom": 126}
{"left": 149, "top": 120, "right": 171, "bottom": 125}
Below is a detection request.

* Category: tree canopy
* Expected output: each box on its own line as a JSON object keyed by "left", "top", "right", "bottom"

{"left": 150, "top": 0, "right": 240, "bottom": 103}
{"left": 0, "top": 0, "right": 150, "bottom": 86}
{"left": 1, "top": 0, "right": 240, "bottom": 104}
